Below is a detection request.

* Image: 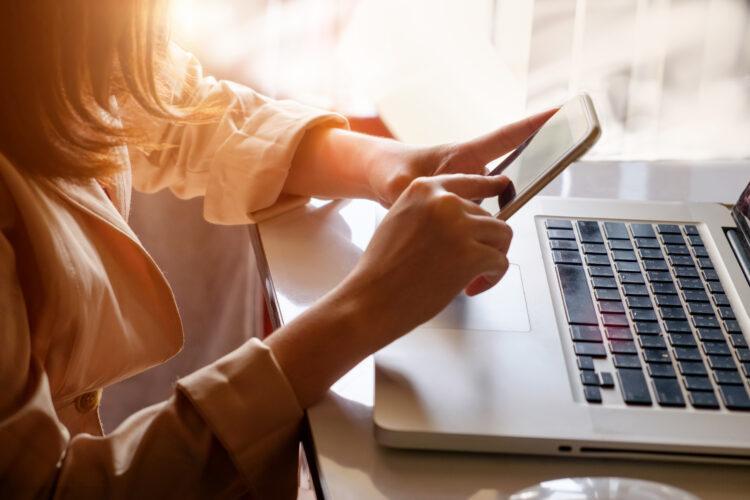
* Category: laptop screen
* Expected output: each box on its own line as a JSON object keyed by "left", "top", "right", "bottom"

{"left": 733, "top": 180, "right": 750, "bottom": 246}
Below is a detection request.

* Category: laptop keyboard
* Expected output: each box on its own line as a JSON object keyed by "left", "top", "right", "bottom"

{"left": 545, "top": 218, "right": 750, "bottom": 411}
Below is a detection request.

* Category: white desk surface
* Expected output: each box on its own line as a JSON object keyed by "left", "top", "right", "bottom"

{"left": 256, "top": 161, "right": 750, "bottom": 499}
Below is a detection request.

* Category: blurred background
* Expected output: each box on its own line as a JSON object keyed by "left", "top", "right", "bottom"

{"left": 171, "top": 0, "right": 750, "bottom": 160}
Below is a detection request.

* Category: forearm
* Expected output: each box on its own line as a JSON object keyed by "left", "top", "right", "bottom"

{"left": 284, "top": 127, "right": 404, "bottom": 201}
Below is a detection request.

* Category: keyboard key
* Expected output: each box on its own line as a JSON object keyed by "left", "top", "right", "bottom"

{"left": 734, "top": 348, "right": 750, "bottom": 362}
{"left": 578, "top": 356, "right": 595, "bottom": 370}
{"left": 584, "top": 385, "right": 602, "bottom": 403}
{"left": 659, "top": 307, "right": 687, "bottom": 320}
{"left": 729, "top": 334, "right": 748, "bottom": 348}
{"left": 650, "top": 282, "right": 677, "bottom": 295}
{"left": 718, "top": 307, "right": 736, "bottom": 320}
{"left": 647, "top": 363, "right": 676, "bottom": 378}
{"left": 742, "top": 363, "right": 750, "bottom": 378}
{"left": 581, "top": 371, "right": 601, "bottom": 386}
{"left": 702, "top": 269, "right": 719, "bottom": 281}
{"left": 612, "top": 250, "right": 637, "bottom": 262}
{"left": 696, "top": 257, "right": 714, "bottom": 269}
{"left": 712, "top": 293, "right": 730, "bottom": 306}
{"left": 614, "top": 262, "right": 641, "bottom": 273}
{"left": 617, "top": 368, "right": 652, "bottom": 405}
{"left": 661, "top": 234, "right": 686, "bottom": 245}
{"left": 631, "top": 224, "right": 656, "bottom": 238}
{"left": 643, "top": 349, "right": 671, "bottom": 363}
{"left": 546, "top": 219, "right": 573, "bottom": 230}
{"left": 602, "top": 313, "right": 629, "bottom": 327}
{"left": 595, "top": 289, "right": 622, "bottom": 301}
{"left": 634, "top": 322, "right": 662, "bottom": 335}
{"left": 706, "top": 281, "right": 724, "bottom": 294}
{"left": 642, "top": 260, "right": 669, "bottom": 272}
{"left": 669, "top": 255, "right": 694, "bottom": 267}
{"left": 707, "top": 355, "right": 736, "bottom": 371}
{"left": 574, "top": 342, "right": 607, "bottom": 358}
{"left": 592, "top": 277, "right": 618, "bottom": 289}
{"left": 626, "top": 296, "right": 653, "bottom": 309}
{"left": 639, "top": 248, "right": 664, "bottom": 259}
{"left": 682, "top": 290, "right": 709, "bottom": 303}
{"left": 548, "top": 229, "right": 576, "bottom": 240}
{"left": 702, "top": 342, "right": 731, "bottom": 356}
{"left": 576, "top": 221, "right": 604, "bottom": 243}
{"left": 696, "top": 328, "right": 724, "bottom": 342}
{"left": 552, "top": 250, "right": 583, "bottom": 265}
{"left": 603, "top": 222, "right": 629, "bottom": 240}
{"left": 585, "top": 254, "right": 611, "bottom": 266}
{"left": 605, "top": 327, "right": 633, "bottom": 340}
{"left": 652, "top": 378, "right": 685, "bottom": 407}
{"left": 683, "top": 225, "right": 699, "bottom": 235}
{"left": 673, "top": 267, "right": 699, "bottom": 278}
{"left": 654, "top": 294, "right": 681, "bottom": 307}
{"left": 692, "top": 316, "right": 720, "bottom": 329}
{"left": 668, "top": 333, "right": 697, "bottom": 347}
{"left": 674, "top": 347, "right": 702, "bottom": 361}
{"left": 724, "top": 320, "right": 742, "bottom": 334}
{"left": 687, "top": 235, "right": 705, "bottom": 246}
{"left": 645, "top": 271, "right": 672, "bottom": 282}
{"left": 570, "top": 325, "right": 603, "bottom": 342}
{"left": 718, "top": 385, "right": 750, "bottom": 410}
{"left": 600, "top": 371, "right": 615, "bottom": 387}
{"left": 639, "top": 336, "right": 667, "bottom": 349}
{"left": 582, "top": 243, "right": 608, "bottom": 254}
{"left": 693, "top": 246, "right": 709, "bottom": 258}
{"left": 608, "top": 240, "right": 634, "bottom": 251}
{"left": 665, "top": 245, "right": 691, "bottom": 256}
{"left": 556, "top": 264, "right": 599, "bottom": 325}
{"left": 623, "top": 284, "right": 649, "bottom": 296}
{"left": 664, "top": 320, "right": 691, "bottom": 333}
{"left": 610, "top": 340, "right": 638, "bottom": 355}
{"left": 689, "top": 391, "right": 720, "bottom": 409}
{"left": 683, "top": 376, "right": 713, "bottom": 391}
{"left": 588, "top": 266, "right": 615, "bottom": 278}
{"left": 677, "top": 278, "right": 704, "bottom": 290}
{"left": 657, "top": 224, "right": 681, "bottom": 234}
{"left": 598, "top": 301, "right": 625, "bottom": 314}
{"left": 635, "top": 238, "right": 660, "bottom": 249}
{"left": 631, "top": 309, "right": 657, "bottom": 322}
{"left": 713, "top": 370, "right": 744, "bottom": 385}
{"left": 678, "top": 361, "right": 708, "bottom": 376}
{"left": 613, "top": 355, "right": 642, "bottom": 369}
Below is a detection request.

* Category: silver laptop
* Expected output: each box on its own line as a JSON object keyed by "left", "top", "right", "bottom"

{"left": 374, "top": 179, "right": 750, "bottom": 462}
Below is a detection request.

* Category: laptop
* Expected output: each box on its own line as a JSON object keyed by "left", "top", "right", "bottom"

{"left": 373, "top": 177, "right": 750, "bottom": 462}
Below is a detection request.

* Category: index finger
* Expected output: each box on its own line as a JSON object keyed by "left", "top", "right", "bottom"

{"left": 435, "top": 174, "right": 511, "bottom": 200}
{"left": 465, "top": 108, "right": 558, "bottom": 165}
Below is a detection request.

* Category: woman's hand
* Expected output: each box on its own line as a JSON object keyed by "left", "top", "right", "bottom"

{"left": 342, "top": 173, "right": 514, "bottom": 348}
{"left": 366, "top": 108, "right": 557, "bottom": 206}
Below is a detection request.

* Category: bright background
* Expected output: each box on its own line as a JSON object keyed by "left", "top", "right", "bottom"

{"left": 170, "top": 0, "right": 750, "bottom": 161}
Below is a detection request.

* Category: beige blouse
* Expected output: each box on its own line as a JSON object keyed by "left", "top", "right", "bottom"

{"left": 0, "top": 46, "right": 347, "bottom": 498}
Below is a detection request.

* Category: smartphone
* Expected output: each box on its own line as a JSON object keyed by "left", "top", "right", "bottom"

{"left": 480, "top": 94, "right": 601, "bottom": 220}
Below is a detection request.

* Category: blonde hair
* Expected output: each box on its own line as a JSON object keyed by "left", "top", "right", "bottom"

{"left": 0, "top": 0, "right": 208, "bottom": 180}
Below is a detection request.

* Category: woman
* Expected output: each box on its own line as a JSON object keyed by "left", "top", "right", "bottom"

{"left": 0, "top": 1, "right": 552, "bottom": 498}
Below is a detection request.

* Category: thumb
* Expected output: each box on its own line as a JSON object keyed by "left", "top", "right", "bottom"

{"left": 464, "top": 271, "right": 502, "bottom": 296}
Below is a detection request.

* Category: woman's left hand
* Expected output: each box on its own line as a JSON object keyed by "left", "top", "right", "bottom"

{"left": 367, "top": 108, "right": 557, "bottom": 207}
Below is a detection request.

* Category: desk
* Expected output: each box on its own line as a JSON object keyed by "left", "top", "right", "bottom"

{"left": 255, "top": 161, "right": 750, "bottom": 499}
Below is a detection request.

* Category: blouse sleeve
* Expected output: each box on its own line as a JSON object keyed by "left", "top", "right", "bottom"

{"left": 123, "top": 44, "right": 349, "bottom": 224}
{"left": 0, "top": 190, "right": 304, "bottom": 498}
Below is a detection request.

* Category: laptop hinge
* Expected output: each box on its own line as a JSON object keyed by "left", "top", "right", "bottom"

{"left": 726, "top": 228, "right": 750, "bottom": 288}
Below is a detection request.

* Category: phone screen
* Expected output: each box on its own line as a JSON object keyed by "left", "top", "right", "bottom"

{"left": 480, "top": 96, "right": 593, "bottom": 216}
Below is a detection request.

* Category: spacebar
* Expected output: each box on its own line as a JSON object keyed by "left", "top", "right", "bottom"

{"left": 556, "top": 264, "right": 598, "bottom": 325}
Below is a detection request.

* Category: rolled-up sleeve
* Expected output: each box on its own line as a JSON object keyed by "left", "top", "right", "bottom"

{"left": 124, "top": 45, "right": 348, "bottom": 224}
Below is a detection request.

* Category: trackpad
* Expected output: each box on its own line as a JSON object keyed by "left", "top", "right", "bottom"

{"left": 422, "top": 264, "right": 530, "bottom": 332}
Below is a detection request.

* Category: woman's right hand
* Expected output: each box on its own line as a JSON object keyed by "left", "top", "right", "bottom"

{"left": 342, "top": 174, "right": 514, "bottom": 350}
